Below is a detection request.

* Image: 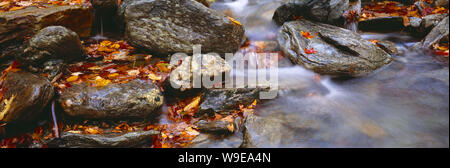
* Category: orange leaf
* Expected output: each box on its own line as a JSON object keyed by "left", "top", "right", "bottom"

{"left": 301, "top": 31, "right": 314, "bottom": 39}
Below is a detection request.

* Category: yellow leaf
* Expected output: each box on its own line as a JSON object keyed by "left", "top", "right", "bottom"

{"left": 183, "top": 96, "right": 201, "bottom": 112}
{"left": 92, "top": 76, "right": 111, "bottom": 87}
{"left": 9, "top": 6, "right": 24, "bottom": 11}
{"left": 228, "top": 16, "right": 242, "bottom": 26}
{"left": 66, "top": 75, "right": 79, "bottom": 82}
{"left": 0, "top": 95, "right": 16, "bottom": 121}
{"left": 107, "top": 73, "right": 119, "bottom": 78}
{"left": 100, "top": 40, "right": 112, "bottom": 47}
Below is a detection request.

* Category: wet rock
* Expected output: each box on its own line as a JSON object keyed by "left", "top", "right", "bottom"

{"left": 196, "top": 119, "right": 235, "bottom": 134}
{"left": 419, "top": 14, "right": 448, "bottom": 35}
{"left": 0, "top": 71, "right": 54, "bottom": 124}
{"left": 278, "top": 20, "right": 392, "bottom": 77}
{"left": 16, "top": 26, "right": 85, "bottom": 72}
{"left": 241, "top": 113, "right": 319, "bottom": 148}
{"left": 42, "top": 60, "right": 66, "bottom": 81}
{"left": 0, "top": 43, "right": 21, "bottom": 67}
{"left": 46, "top": 130, "right": 159, "bottom": 148}
{"left": 122, "top": 0, "right": 245, "bottom": 56}
{"left": 358, "top": 16, "right": 404, "bottom": 32}
{"left": 272, "top": 0, "right": 350, "bottom": 26}
{"left": 58, "top": 79, "right": 163, "bottom": 120}
{"left": 188, "top": 132, "right": 243, "bottom": 148}
{"left": 196, "top": 87, "right": 265, "bottom": 117}
{"left": 165, "top": 54, "right": 231, "bottom": 93}
{"left": 414, "top": 16, "right": 449, "bottom": 49}
{"left": 407, "top": 14, "right": 448, "bottom": 38}
{"left": 375, "top": 40, "right": 398, "bottom": 55}
{"left": 0, "top": 4, "right": 93, "bottom": 46}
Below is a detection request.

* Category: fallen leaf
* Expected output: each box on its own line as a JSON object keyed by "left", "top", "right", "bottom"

{"left": 228, "top": 16, "right": 242, "bottom": 26}
{"left": 300, "top": 31, "right": 314, "bottom": 39}
{"left": 66, "top": 75, "right": 79, "bottom": 82}
{"left": 304, "top": 48, "right": 318, "bottom": 54}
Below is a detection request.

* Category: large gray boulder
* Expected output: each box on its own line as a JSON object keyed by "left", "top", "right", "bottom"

{"left": 415, "top": 16, "right": 449, "bottom": 49}
{"left": 278, "top": 20, "right": 393, "bottom": 77}
{"left": 0, "top": 71, "right": 54, "bottom": 124}
{"left": 272, "top": 0, "right": 350, "bottom": 26}
{"left": 16, "top": 26, "right": 85, "bottom": 72}
{"left": 121, "top": 0, "right": 245, "bottom": 56}
{"left": 58, "top": 79, "right": 164, "bottom": 120}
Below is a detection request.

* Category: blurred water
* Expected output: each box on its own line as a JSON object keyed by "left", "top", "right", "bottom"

{"left": 216, "top": 0, "right": 449, "bottom": 147}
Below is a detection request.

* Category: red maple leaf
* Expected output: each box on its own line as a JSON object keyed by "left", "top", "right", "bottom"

{"left": 304, "top": 48, "right": 317, "bottom": 54}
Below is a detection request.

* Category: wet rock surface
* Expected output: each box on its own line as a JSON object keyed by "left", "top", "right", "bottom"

{"left": 165, "top": 54, "right": 231, "bottom": 93}
{"left": 122, "top": 0, "right": 245, "bottom": 56}
{"left": 196, "top": 87, "right": 265, "bottom": 117}
{"left": 16, "top": 26, "right": 85, "bottom": 72}
{"left": 272, "top": 0, "right": 350, "bottom": 26}
{"left": 241, "top": 113, "right": 319, "bottom": 148}
{"left": 196, "top": 119, "right": 235, "bottom": 134}
{"left": 407, "top": 14, "right": 448, "bottom": 37}
{"left": 359, "top": 16, "right": 405, "bottom": 32}
{"left": 46, "top": 130, "right": 159, "bottom": 148}
{"left": 375, "top": 40, "right": 399, "bottom": 55}
{"left": 58, "top": 79, "right": 163, "bottom": 120}
{"left": 0, "top": 71, "right": 54, "bottom": 124}
{"left": 278, "top": 20, "right": 392, "bottom": 77}
{"left": 0, "top": 4, "right": 93, "bottom": 46}
{"left": 415, "top": 16, "right": 449, "bottom": 48}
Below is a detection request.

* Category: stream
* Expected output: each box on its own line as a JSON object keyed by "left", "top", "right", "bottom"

{"left": 209, "top": 0, "right": 449, "bottom": 148}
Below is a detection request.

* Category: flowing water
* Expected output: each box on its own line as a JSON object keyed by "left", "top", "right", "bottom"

{"left": 212, "top": 0, "right": 449, "bottom": 147}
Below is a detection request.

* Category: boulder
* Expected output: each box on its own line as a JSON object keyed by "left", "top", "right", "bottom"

{"left": 46, "top": 130, "right": 159, "bottom": 148}
{"left": 16, "top": 26, "right": 85, "bottom": 72}
{"left": 122, "top": 0, "right": 245, "bottom": 55}
{"left": 374, "top": 40, "right": 398, "bottom": 55}
{"left": 418, "top": 14, "right": 448, "bottom": 36}
{"left": 165, "top": 54, "right": 231, "bottom": 93}
{"left": 358, "top": 16, "right": 405, "bottom": 32}
{"left": 195, "top": 119, "right": 235, "bottom": 134}
{"left": 414, "top": 16, "right": 449, "bottom": 49}
{"left": 58, "top": 79, "right": 164, "bottom": 120}
{"left": 272, "top": 0, "right": 350, "bottom": 26}
{"left": 0, "top": 71, "right": 54, "bottom": 124}
{"left": 278, "top": 20, "right": 393, "bottom": 77}
{"left": 196, "top": 87, "right": 264, "bottom": 117}
{"left": 0, "top": 4, "right": 93, "bottom": 46}
{"left": 241, "top": 113, "right": 318, "bottom": 148}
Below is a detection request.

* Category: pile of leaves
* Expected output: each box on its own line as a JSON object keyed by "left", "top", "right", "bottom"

{"left": 151, "top": 96, "right": 257, "bottom": 148}
{"left": 0, "top": 0, "right": 90, "bottom": 13}
{"left": 56, "top": 40, "right": 172, "bottom": 91}
{"left": 0, "top": 125, "right": 53, "bottom": 148}
{"left": 360, "top": 0, "right": 449, "bottom": 24}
